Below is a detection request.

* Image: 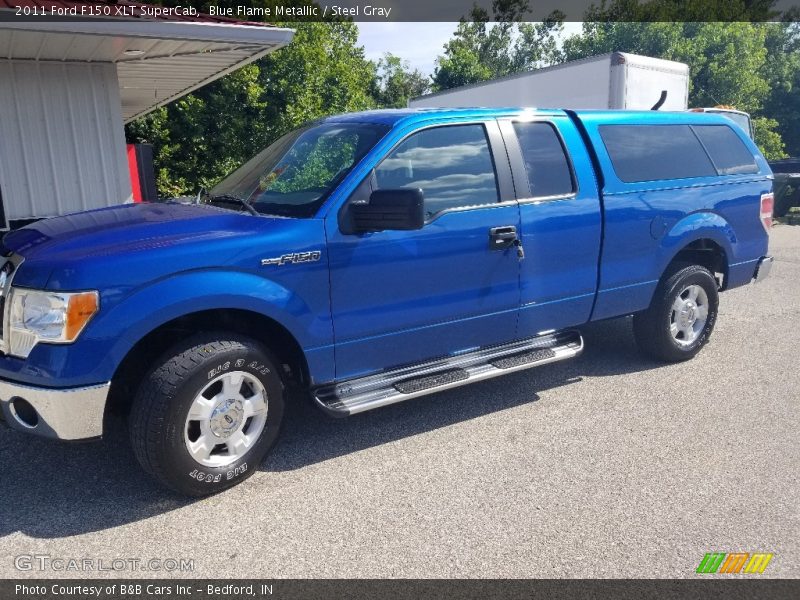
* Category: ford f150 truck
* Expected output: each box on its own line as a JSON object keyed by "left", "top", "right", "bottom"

{"left": 0, "top": 108, "right": 774, "bottom": 495}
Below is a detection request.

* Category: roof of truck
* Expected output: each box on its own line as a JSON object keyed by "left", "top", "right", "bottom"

{"left": 322, "top": 107, "right": 563, "bottom": 126}
{"left": 321, "top": 107, "right": 738, "bottom": 128}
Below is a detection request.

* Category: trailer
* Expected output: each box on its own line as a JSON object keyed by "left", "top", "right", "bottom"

{"left": 409, "top": 52, "right": 690, "bottom": 111}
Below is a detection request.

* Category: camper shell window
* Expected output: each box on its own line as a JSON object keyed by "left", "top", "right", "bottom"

{"left": 599, "top": 123, "right": 759, "bottom": 183}
{"left": 692, "top": 125, "right": 759, "bottom": 175}
{"left": 599, "top": 124, "right": 716, "bottom": 183}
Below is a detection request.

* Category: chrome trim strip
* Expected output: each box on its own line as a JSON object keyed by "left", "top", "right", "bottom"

{"left": 0, "top": 379, "right": 110, "bottom": 440}
{"left": 315, "top": 332, "right": 583, "bottom": 416}
{"left": 517, "top": 192, "right": 578, "bottom": 205}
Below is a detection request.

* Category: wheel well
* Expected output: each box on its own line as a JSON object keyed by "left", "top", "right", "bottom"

{"left": 106, "top": 309, "right": 309, "bottom": 417}
{"left": 668, "top": 239, "right": 728, "bottom": 288}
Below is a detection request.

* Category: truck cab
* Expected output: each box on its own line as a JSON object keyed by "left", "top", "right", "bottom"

{"left": 0, "top": 108, "right": 773, "bottom": 495}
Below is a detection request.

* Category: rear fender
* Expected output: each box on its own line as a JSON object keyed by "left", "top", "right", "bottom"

{"left": 659, "top": 211, "right": 736, "bottom": 278}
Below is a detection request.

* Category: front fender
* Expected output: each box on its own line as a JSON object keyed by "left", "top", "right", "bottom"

{"left": 0, "top": 269, "right": 334, "bottom": 387}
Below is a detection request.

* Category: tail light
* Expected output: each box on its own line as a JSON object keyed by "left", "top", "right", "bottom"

{"left": 760, "top": 192, "right": 774, "bottom": 233}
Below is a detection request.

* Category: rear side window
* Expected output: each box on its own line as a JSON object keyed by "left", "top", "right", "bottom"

{"left": 513, "top": 122, "right": 575, "bottom": 197}
{"left": 692, "top": 125, "right": 758, "bottom": 175}
{"left": 599, "top": 125, "right": 716, "bottom": 183}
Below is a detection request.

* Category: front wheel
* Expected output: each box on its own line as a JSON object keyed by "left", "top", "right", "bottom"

{"left": 633, "top": 265, "right": 719, "bottom": 362}
{"left": 129, "top": 333, "right": 285, "bottom": 496}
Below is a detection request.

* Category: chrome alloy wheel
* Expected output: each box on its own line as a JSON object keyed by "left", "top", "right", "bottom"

{"left": 184, "top": 371, "right": 268, "bottom": 467}
{"left": 669, "top": 284, "right": 709, "bottom": 346}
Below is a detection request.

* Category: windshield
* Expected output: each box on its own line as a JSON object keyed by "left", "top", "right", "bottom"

{"left": 209, "top": 122, "right": 389, "bottom": 217}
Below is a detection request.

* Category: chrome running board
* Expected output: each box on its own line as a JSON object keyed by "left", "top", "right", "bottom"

{"left": 314, "top": 330, "right": 583, "bottom": 416}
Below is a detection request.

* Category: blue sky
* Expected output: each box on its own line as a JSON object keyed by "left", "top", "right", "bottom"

{"left": 357, "top": 22, "right": 584, "bottom": 76}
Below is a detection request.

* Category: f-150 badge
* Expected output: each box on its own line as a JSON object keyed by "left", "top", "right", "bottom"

{"left": 261, "top": 251, "right": 321, "bottom": 266}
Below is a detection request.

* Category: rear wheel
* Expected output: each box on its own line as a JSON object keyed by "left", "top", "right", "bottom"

{"left": 633, "top": 265, "right": 719, "bottom": 362}
{"left": 129, "top": 333, "right": 285, "bottom": 496}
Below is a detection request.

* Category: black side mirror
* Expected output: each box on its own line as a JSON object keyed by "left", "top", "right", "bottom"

{"left": 351, "top": 188, "right": 425, "bottom": 232}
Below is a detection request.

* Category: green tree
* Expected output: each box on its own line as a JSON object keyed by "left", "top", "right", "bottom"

{"left": 761, "top": 21, "right": 800, "bottom": 156}
{"left": 372, "top": 53, "right": 431, "bottom": 108}
{"left": 562, "top": 20, "right": 791, "bottom": 159}
{"left": 579, "top": 0, "right": 780, "bottom": 22}
{"left": 432, "top": 0, "right": 564, "bottom": 91}
{"left": 257, "top": 21, "right": 376, "bottom": 134}
{"left": 565, "top": 22, "right": 771, "bottom": 111}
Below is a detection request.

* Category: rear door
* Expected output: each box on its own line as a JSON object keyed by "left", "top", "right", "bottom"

{"left": 499, "top": 114, "right": 602, "bottom": 336}
{"left": 325, "top": 119, "right": 522, "bottom": 381}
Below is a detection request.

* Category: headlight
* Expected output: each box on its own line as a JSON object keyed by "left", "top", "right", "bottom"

{"left": 6, "top": 288, "right": 99, "bottom": 358}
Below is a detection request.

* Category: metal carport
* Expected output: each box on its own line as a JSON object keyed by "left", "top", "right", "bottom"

{"left": 0, "top": 0, "right": 294, "bottom": 227}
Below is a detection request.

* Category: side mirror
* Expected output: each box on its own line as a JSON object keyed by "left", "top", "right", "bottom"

{"left": 351, "top": 188, "right": 425, "bottom": 232}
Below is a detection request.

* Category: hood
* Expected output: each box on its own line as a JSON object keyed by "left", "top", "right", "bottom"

{"left": 2, "top": 202, "right": 295, "bottom": 290}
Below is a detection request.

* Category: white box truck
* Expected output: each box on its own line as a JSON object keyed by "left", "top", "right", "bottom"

{"left": 409, "top": 52, "right": 690, "bottom": 111}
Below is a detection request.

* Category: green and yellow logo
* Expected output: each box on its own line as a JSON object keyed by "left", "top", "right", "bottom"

{"left": 696, "top": 552, "right": 774, "bottom": 574}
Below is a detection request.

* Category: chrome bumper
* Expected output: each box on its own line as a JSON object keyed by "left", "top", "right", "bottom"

{"left": 753, "top": 255, "right": 774, "bottom": 283}
{"left": 0, "top": 379, "right": 110, "bottom": 440}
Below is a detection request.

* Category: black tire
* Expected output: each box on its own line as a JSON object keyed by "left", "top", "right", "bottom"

{"left": 633, "top": 265, "right": 719, "bottom": 362}
{"left": 129, "top": 333, "right": 285, "bottom": 496}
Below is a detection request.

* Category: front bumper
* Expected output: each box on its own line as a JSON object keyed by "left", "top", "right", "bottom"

{"left": 753, "top": 255, "right": 774, "bottom": 283}
{"left": 0, "top": 379, "right": 109, "bottom": 440}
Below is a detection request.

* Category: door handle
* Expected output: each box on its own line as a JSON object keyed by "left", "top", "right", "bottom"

{"left": 488, "top": 225, "right": 518, "bottom": 250}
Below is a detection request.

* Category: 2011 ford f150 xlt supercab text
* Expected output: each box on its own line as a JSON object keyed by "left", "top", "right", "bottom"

{"left": 0, "top": 108, "right": 774, "bottom": 495}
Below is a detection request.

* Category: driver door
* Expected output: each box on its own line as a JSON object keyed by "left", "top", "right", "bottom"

{"left": 325, "top": 120, "right": 522, "bottom": 381}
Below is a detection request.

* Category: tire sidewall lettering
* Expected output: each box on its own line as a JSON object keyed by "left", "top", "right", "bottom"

{"left": 207, "top": 361, "right": 231, "bottom": 380}
{"left": 188, "top": 463, "right": 249, "bottom": 483}
{"left": 205, "top": 358, "right": 270, "bottom": 380}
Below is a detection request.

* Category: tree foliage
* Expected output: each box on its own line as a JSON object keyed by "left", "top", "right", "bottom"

{"left": 432, "top": 0, "right": 564, "bottom": 90}
{"left": 761, "top": 21, "right": 800, "bottom": 157}
{"left": 372, "top": 53, "right": 431, "bottom": 108}
{"left": 580, "top": 0, "right": 780, "bottom": 22}
{"left": 561, "top": 19, "right": 795, "bottom": 158}
{"left": 563, "top": 22, "right": 770, "bottom": 111}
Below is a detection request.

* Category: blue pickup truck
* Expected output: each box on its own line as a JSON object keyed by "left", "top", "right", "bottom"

{"left": 0, "top": 108, "right": 774, "bottom": 495}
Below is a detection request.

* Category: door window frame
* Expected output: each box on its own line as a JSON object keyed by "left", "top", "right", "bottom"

{"left": 498, "top": 118, "right": 580, "bottom": 204}
{"left": 338, "top": 119, "right": 517, "bottom": 232}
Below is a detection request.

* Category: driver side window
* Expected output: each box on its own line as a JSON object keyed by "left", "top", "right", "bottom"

{"left": 373, "top": 124, "right": 500, "bottom": 218}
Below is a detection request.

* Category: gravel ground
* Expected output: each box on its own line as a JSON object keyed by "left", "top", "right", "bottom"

{"left": 1, "top": 225, "right": 798, "bottom": 579}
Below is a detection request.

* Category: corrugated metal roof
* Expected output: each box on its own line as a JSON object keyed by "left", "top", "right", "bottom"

{"left": 0, "top": 1, "right": 294, "bottom": 121}
{"left": 0, "top": 0, "right": 272, "bottom": 26}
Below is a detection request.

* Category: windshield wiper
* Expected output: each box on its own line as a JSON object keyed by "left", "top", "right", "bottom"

{"left": 202, "top": 192, "right": 260, "bottom": 216}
